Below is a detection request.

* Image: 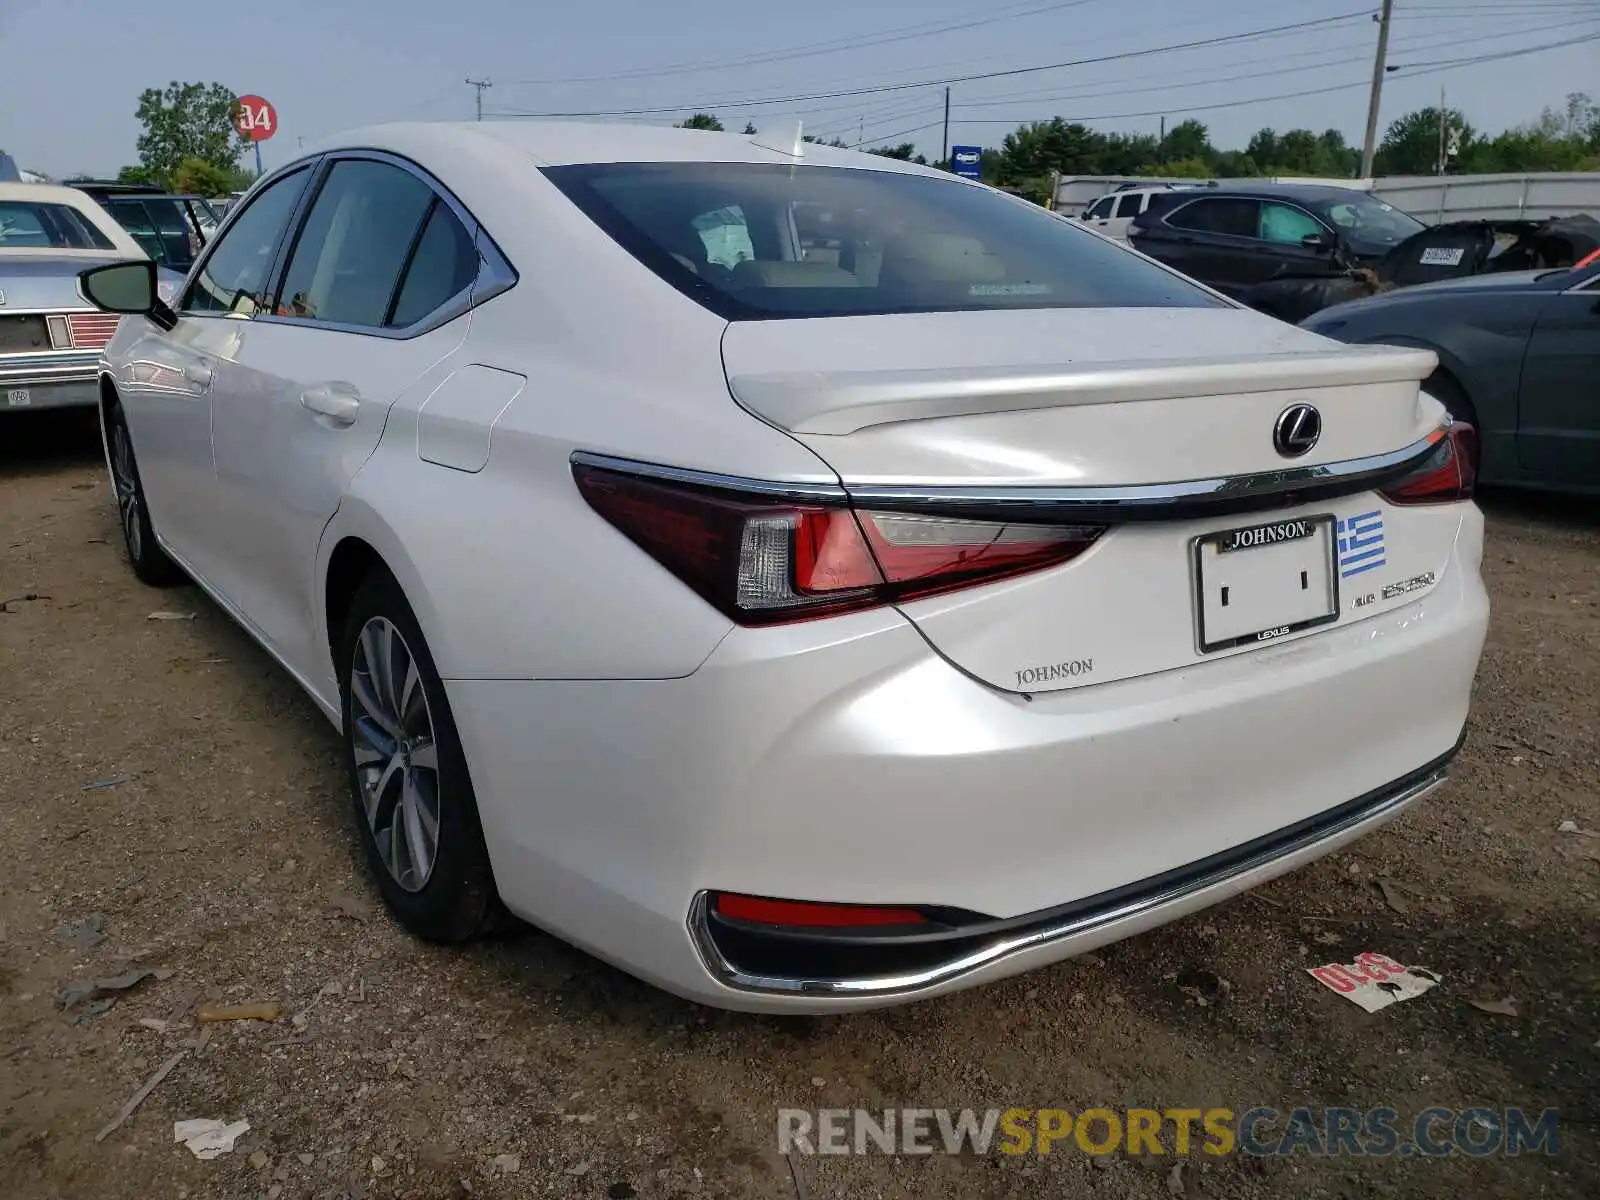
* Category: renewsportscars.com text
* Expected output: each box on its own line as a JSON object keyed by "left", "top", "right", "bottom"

{"left": 777, "top": 1106, "right": 1558, "bottom": 1158}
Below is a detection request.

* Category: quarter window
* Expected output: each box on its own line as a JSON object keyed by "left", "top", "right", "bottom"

{"left": 276, "top": 160, "right": 438, "bottom": 328}
{"left": 1167, "top": 198, "right": 1260, "bottom": 239}
{"left": 1258, "top": 202, "right": 1327, "bottom": 245}
{"left": 387, "top": 201, "right": 480, "bottom": 327}
{"left": 183, "top": 166, "right": 312, "bottom": 316}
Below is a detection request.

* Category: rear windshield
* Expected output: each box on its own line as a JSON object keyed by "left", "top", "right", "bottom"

{"left": 544, "top": 162, "right": 1224, "bottom": 320}
{"left": 0, "top": 200, "right": 116, "bottom": 250}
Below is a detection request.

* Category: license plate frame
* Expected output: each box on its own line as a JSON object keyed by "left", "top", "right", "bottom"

{"left": 6, "top": 388, "right": 31, "bottom": 408}
{"left": 1192, "top": 514, "right": 1340, "bottom": 654}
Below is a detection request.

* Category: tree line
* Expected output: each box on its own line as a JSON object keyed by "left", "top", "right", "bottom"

{"left": 696, "top": 93, "right": 1599, "bottom": 206}
{"left": 82, "top": 84, "right": 1600, "bottom": 203}
{"left": 979, "top": 92, "right": 1600, "bottom": 204}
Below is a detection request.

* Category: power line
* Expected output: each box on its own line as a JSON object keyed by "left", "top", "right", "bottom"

{"left": 497, "top": 0, "right": 1099, "bottom": 87}
{"left": 951, "top": 28, "right": 1600, "bottom": 125}
{"left": 482, "top": 11, "right": 1372, "bottom": 119}
{"left": 949, "top": 10, "right": 1580, "bottom": 108}
{"left": 949, "top": 15, "right": 1600, "bottom": 112}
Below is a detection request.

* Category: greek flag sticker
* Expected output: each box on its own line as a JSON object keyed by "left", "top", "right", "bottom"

{"left": 1337, "top": 510, "right": 1386, "bottom": 578}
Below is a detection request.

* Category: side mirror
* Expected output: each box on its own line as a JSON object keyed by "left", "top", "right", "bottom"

{"left": 79, "top": 259, "right": 157, "bottom": 312}
{"left": 78, "top": 259, "right": 177, "bottom": 331}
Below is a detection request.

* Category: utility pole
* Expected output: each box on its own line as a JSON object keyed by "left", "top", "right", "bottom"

{"left": 466, "top": 77, "right": 493, "bottom": 122}
{"left": 1359, "top": 0, "right": 1394, "bottom": 179}
{"left": 1159, "top": 115, "right": 1166, "bottom": 145}
{"left": 1437, "top": 85, "right": 1447, "bottom": 175}
{"left": 941, "top": 86, "right": 951, "bottom": 168}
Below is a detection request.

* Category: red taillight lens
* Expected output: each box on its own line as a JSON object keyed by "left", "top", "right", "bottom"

{"left": 573, "top": 463, "right": 1103, "bottom": 625}
{"left": 712, "top": 893, "right": 928, "bottom": 928}
{"left": 1380, "top": 422, "right": 1477, "bottom": 506}
{"left": 66, "top": 312, "right": 121, "bottom": 349}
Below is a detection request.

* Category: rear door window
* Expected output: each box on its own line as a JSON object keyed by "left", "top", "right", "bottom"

{"left": 545, "top": 162, "right": 1223, "bottom": 320}
{"left": 1166, "top": 198, "right": 1260, "bottom": 238}
{"left": 1258, "top": 203, "right": 1326, "bottom": 245}
{"left": 275, "top": 160, "right": 436, "bottom": 327}
{"left": 1114, "top": 193, "right": 1143, "bottom": 219}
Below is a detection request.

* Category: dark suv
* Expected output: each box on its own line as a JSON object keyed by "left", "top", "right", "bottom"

{"left": 66, "top": 181, "right": 222, "bottom": 274}
{"left": 1127, "top": 183, "right": 1427, "bottom": 299}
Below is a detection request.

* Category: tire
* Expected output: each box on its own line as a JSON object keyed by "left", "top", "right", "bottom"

{"left": 338, "top": 569, "right": 499, "bottom": 942}
{"left": 105, "top": 402, "right": 183, "bottom": 587}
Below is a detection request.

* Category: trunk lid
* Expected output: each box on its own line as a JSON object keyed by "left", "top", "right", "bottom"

{"left": 722, "top": 307, "right": 1461, "bottom": 694}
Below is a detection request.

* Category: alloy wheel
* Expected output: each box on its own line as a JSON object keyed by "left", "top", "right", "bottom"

{"left": 109, "top": 421, "right": 142, "bottom": 562}
{"left": 349, "top": 616, "right": 442, "bottom": 892}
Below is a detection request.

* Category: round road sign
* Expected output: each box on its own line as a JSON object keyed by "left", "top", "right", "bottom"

{"left": 234, "top": 95, "right": 277, "bottom": 142}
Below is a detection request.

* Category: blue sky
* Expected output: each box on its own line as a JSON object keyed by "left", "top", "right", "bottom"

{"left": 2, "top": 0, "right": 1596, "bottom": 178}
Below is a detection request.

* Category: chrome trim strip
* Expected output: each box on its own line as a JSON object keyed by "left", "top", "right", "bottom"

{"left": 0, "top": 358, "right": 100, "bottom": 385}
{"left": 570, "top": 431, "right": 1442, "bottom": 520}
{"left": 689, "top": 764, "right": 1450, "bottom": 998}
{"left": 844, "top": 431, "right": 1441, "bottom": 521}
{"left": 569, "top": 450, "right": 849, "bottom": 502}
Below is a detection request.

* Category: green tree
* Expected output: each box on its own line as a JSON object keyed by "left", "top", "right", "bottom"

{"left": 116, "top": 164, "right": 161, "bottom": 186}
{"left": 677, "top": 113, "right": 724, "bottom": 131}
{"left": 801, "top": 134, "right": 849, "bottom": 148}
{"left": 1374, "top": 107, "right": 1475, "bottom": 175}
{"left": 1152, "top": 157, "right": 1211, "bottom": 178}
{"left": 171, "top": 156, "right": 245, "bottom": 196}
{"left": 1098, "top": 132, "right": 1160, "bottom": 175}
{"left": 1213, "top": 151, "right": 1260, "bottom": 178}
{"left": 866, "top": 143, "right": 925, "bottom": 163}
{"left": 1158, "top": 119, "right": 1212, "bottom": 165}
{"left": 995, "top": 119, "right": 1103, "bottom": 184}
{"left": 1245, "top": 128, "right": 1279, "bottom": 168}
{"left": 742, "top": 122, "right": 757, "bottom": 135}
{"left": 135, "top": 81, "right": 246, "bottom": 186}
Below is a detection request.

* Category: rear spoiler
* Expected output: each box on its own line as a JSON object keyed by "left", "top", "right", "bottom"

{"left": 729, "top": 346, "right": 1439, "bottom": 436}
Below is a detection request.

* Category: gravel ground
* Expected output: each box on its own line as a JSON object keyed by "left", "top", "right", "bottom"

{"left": 2, "top": 410, "right": 1597, "bottom": 1200}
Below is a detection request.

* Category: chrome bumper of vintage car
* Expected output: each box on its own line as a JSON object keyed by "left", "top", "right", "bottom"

{"left": 0, "top": 351, "right": 100, "bottom": 411}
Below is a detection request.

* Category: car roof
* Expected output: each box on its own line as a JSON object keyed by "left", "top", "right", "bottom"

{"left": 1162, "top": 182, "right": 1367, "bottom": 204}
{"left": 0, "top": 181, "right": 150, "bottom": 258}
{"left": 303, "top": 120, "right": 950, "bottom": 177}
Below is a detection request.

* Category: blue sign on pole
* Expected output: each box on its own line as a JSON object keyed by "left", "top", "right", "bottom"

{"left": 950, "top": 145, "right": 983, "bottom": 180}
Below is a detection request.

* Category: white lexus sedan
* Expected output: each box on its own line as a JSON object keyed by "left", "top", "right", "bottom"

{"left": 76, "top": 121, "right": 1488, "bottom": 1012}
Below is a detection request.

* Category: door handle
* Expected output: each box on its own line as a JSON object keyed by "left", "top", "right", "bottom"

{"left": 182, "top": 361, "right": 213, "bottom": 387}
{"left": 300, "top": 383, "right": 361, "bottom": 425}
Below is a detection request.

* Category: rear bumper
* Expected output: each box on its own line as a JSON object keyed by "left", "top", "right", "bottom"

{"left": 0, "top": 355, "right": 99, "bottom": 411}
{"left": 447, "top": 506, "right": 1488, "bottom": 1012}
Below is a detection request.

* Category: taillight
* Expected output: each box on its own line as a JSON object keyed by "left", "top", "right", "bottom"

{"left": 572, "top": 462, "right": 1104, "bottom": 626}
{"left": 66, "top": 312, "right": 122, "bottom": 349}
{"left": 1380, "top": 422, "right": 1476, "bottom": 505}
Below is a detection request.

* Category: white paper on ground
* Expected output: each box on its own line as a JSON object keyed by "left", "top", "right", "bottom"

{"left": 1307, "top": 951, "right": 1440, "bottom": 1013}
{"left": 174, "top": 1118, "right": 251, "bottom": 1159}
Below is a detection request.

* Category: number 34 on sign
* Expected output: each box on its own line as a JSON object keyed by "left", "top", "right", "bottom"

{"left": 234, "top": 95, "right": 277, "bottom": 142}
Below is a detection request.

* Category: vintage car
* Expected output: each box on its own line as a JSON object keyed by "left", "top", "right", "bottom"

{"left": 0, "top": 181, "right": 182, "bottom": 413}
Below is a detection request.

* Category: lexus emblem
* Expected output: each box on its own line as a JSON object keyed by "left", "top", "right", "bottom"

{"left": 1273, "top": 403, "right": 1321, "bottom": 458}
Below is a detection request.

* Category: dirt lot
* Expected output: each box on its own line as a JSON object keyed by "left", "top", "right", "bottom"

{"left": 2, "top": 410, "right": 1597, "bottom": 1200}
